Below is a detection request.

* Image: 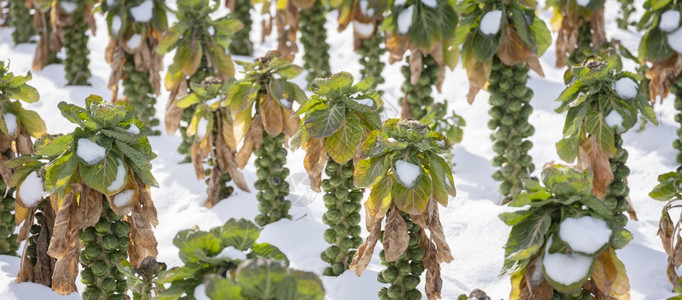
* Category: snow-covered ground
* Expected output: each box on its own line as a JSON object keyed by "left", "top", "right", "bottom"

{"left": 0, "top": 0, "right": 676, "bottom": 299}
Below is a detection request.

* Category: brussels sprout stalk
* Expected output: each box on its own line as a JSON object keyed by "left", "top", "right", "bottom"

{"left": 80, "top": 198, "right": 130, "bottom": 300}
{"left": 0, "top": 183, "right": 18, "bottom": 255}
{"left": 672, "top": 79, "right": 682, "bottom": 164}
{"left": 401, "top": 55, "right": 438, "bottom": 120}
{"left": 606, "top": 134, "right": 632, "bottom": 221}
{"left": 488, "top": 57, "right": 535, "bottom": 203}
{"left": 228, "top": 0, "right": 253, "bottom": 56}
{"left": 299, "top": 0, "right": 331, "bottom": 84}
{"left": 320, "top": 160, "right": 362, "bottom": 276}
{"left": 10, "top": 0, "right": 35, "bottom": 44}
{"left": 122, "top": 54, "right": 160, "bottom": 135}
{"left": 63, "top": 5, "right": 91, "bottom": 86}
{"left": 254, "top": 133, "right": 292, "bottom": 226}
{"left": 358, "top": 30, "right": 385, "bottom": 91}
{"left": 377, "top": 211, "right": 424, "bottom": 300}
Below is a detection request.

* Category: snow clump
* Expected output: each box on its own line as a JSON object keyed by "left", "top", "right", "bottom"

{"left": 559, "top": 216, "right": 612, "bottom": 254}
{"left": 354, "top": 21, "right": 375, "bottom": 36}
{"left": 77, "top": 139, "right": 107, "bottom": 165}
{"left": 605, "top": 110, "right": 624, "bottom": 130}
{"left": 397, "top": 6, "right": 414, "bottom": 34}
{"left": 660, "top": 10, "right": 681, "bottom": 32}
{"left": 126, "top": 34, "right": 143, "bottom": 49}
{"left": 107, "top": 159, "right": 127, "bottom": 192}
{"left": 197, "top": 118, "right": 209, "bottom": 139}
{"left": 114, "top": 190, "right": 135, "bottom": 207}
{"left": 668, "top": 27, "right": 682, "bottom": 53}
{"left": 395, "top": 160, "right": 421, "bottom": 188}
{"left": 60, "top": 1, "right": 78, "bottom": 14}
{"left": 614, "top": 77, "right": 638, "bottom": 100}
{"left": 542, "top": 237, "right": 593, "bottom": 285}
{"left": 130, "top": 0, "right": 154, "bottom": 23}
{"left": 215, "top": 246, "right": 248, "bottom": 260}
{"left": 111, "top": 16, "right": 122, "bottom": 35}
{"left": 421, "top": 0, "right": 437, "bottom": 8}
{"left": 480, "top": 10, "right": 502, "bottom": 35}
{"left": 18, "top": 171, "right": 43, "bottom": 207}
{"left": 576, "top": 0, "right": 591, "bottom": 7}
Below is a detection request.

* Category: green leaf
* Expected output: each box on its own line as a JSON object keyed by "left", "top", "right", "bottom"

{"left": 249, "top": 243, "right": 289, "bottom": 265}
{"left": 530, "top": 17, "right": 551, "bottom": 56}
{"left": 325, "top": 113, "right": 363, "bottom": 164}
{"left": 115, "top": 141, "right": 152, "bottom": 171}
{"left": 311, "top": 72, "right": 353, "bottom": 94}
{"left": 504, "top": 209, "right": 552, "bottom": 262}
{"left": 157, "top": 23, "right": 185, "bottom": 54}
{"left": 276, "top": 65, "right": 304, "bottom": 79}
{"left": 649, "top": 172, "right": 679, "bottom": 201}
{"left": 584, "top": 111, "right": 616, "bottom": 155}
{"left": 353, "top": 77, "right": 374, "bottom": 91}
{"left": 508, "top": 188, "right": 553, "bottom": 207}
{"left": 176, "top": 93, "right": 200, "bottom": 108}
{"left": 236, "top": 258, "right": 290, "bottom": 299}
{"left": 58, "top": 102, "right": 97, "bottom": 130}
{"left": 472, "top": 27, "right": 502, "bottom": 63}
{"left": 9, "top": 160, "right": 41, "bottom": 188}
{"left": 80, "top": 154, "right": 125, "bottom": 195}
{"left": 304, "top": 103, "right": 345, "bottom": 139}
{"left": 173, "top": 227, "right": 223, "bottom": 264}
{"left": 425, "top": 152, "right": 455, "bottom": 206}
{"left": 7, "top": 84, "right": 39, "bottom": 103}
{"left": 611, "top": 228, "right": 633, "bottom": 249}
{"left": 44, "top": 153, "right": 78, "bottom": 194}
{"left": 640, "top": 28, "right": 674, "bottom": 62}
{"left": 499, "top": 210, "right": 534, "bottom": 226}
{"left": 291, "top": 270, "right": 325, "bottom": 300}
{"left": 409, "top": 4, "right": 442, "bottom": 50}
{"left": 354, "top": 155, "right": 389, "bottom": 188}
{"left": 218, "top": 218, "right": 261, "bottom": 251}
{"left": 87, "top": 97, "right": 129, "bottom": 127}
{"left": 582, "top": 196, "right": 613, "bottom": 219}
{"left": 36, "top": 134, "right": 73, "bottom": 157}
{"left": 649, "top": 0, "right": 672, "bottom": 10}
{"left": 541, "top": 165, "right": 593, "bottom": 197}
{"left": 204, "top": 276, "right": 243, "bottom": 300}
{"left": 392, "top": 171, "right": 432, "bottom": 215}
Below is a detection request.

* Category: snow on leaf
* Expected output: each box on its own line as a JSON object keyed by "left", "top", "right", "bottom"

{"left": 17, "top": 171, "right": 43, "bottom": 208}
{"left": 668, "top": 26, "right": 682, "bottom": 53}
{"left": 113, "top": 189, "right": 135, "bottom": 207}
{"left": 197, "top": 117, "right": 209, "bottom": 139}
{"left": 112, "top": 16, "right": 122, "bottom": 35}
{"left": 660, "top": 10, "right": 681, "bottom": 32}
{"left": 543, "top": 236, "right": 594, "bottom": 291}
{"left": 60, "top": 1, "right": 77, "bottom": 13}
{"left": 127, "top": 34, "right": 143, "bottom": 49}
{"left": 397, "top": 6, "right": 414, "bottom": 34}
{"left": 576, "top": 0, "right": 591, "bottom": 6}
{"left": 394, "top": 160, "right": 421, "bottom": 188}
{"left": 421, "top": 0, "right": 437, "bottom": 8}
{"left": 605, "top": 110, "right": 623, "bottom": 129}
{"left": 215, "top": 246, "right": 247, "bottom": 260}
{"left": 353, "top": 21, "right": 374, "bottom": 36}
{"left": 3, "top": 113, "right": 17, "bottom": 136}
{"left": 480, "top": 10, "right": 502, "bottom": 35}
{"left": 127, "top": 125, "right": 140, "bottom": 135}
{"left": 130, "top": 0, "right": 154, "bottom": 23}
{"left": 559, "top": 216, "right": 611, "bottom": 255}
{"left": 77, "top": 139, "right": 106, "bottom": 166}
{"left": 107, "top": 159, "right": 127, "bottom": 192}
{"left": 614, "top": 77, "right": 638, "bottom": 100}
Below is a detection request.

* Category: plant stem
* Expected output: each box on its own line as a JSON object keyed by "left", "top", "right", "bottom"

{"left": 10, "top": 0, "right": 35, "bottom": 44}
{"left": 254, "top": 132, "right": 291, "bottom": 226}
{"left": 122, "top": 54, "right": 159, "bottom": 135}
{"left": 64, "top": 10, "right": 91, "bottom": 85}
{"left": 229, "top": 0, "right": 253, "bottom": 56}
{"left": 358, "top": 29, "right": 385, "bottom": 91}
{"left": 299, "top": 0, "right": 331, "bottom": 84}
{"left": 377, "top": 212, "right": 424, "bottom": 300}
{"left": 400, "top": 54, "right": 438, "bottom": 120}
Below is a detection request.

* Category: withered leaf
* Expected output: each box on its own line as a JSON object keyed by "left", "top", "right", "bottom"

{"left": 349, "top": 215, "right": 383, "bottom": 276}
{"left": 383, "top": 207, "right": 410, "bottom": 262}
{"left": 47, "top": 191, "right": 80, "bottom": 295}
{"left": 303, "top": 139, "right": 327, "bottom": 192}
{"left": 578, "top": 136, "right": 614, "bottom": 200}
{"left": 260, "top": 95, "right": 284, "bottom": 137}
{"left": 78, "top": 187, "right": 103, "bottom": 229}
{"left": 126, "top": 206, "right": 159, "bottom": 266}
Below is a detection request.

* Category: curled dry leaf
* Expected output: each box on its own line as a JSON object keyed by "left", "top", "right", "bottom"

{"left": 0, "top": 155, "right": 13, "bottom": 191}
{"left": 409, "top": 50, "right": 423, "bottom": 85}
{"left": 106, "top": 173, "right": 139, "bottom": 216}
{"left": 589, "top": 9, "right": 607, "bottom": 49}
{"left": 590, "top": 247, "right": 630, "bottom": 300}
{"left": 191, "top": 140, "right": 209, "bottom": 179}
{"left": 647, "top": 54, "right": 682, "bottom": 103}
{"left": 106, "top": 40, "right": 124, "bottom": 100}
{"left": 383, "top": 207, "right": 410, "bottom": 262}
{"left": 303, "top": 138, "right": 327, "bottom": 192}
{"left": 281, "top": 107, "right": 300, "bottom": 137}
{"left": 215, "top": 129, "right": 249, "bottom": 193}
{"left": 260, "top": 95, "right": 284, "bottom": 136}
{"left": 274, "top": 4, "right": 300, "bottom": 56}
{"left": 126, "top": 205, "right": 159, "bottom": 267}
{"left": 577, "top": 135, "right": 614, "bottom": 200}
{"left": 349, "top": 215, "right": 383, "bottom": 276}
{"left": 47, "top": 191, "right": 80, "bottom": 295}
{"left": 78, "top": 187, "right": 103, "bottom": 229}
{"left": 463, "top": 53, "right": 491, "bottom": 104}
{"left": 16, "top": 130, "right": 33, "bottom": 155}
{"left": 236, "top": 115, "right": 263, "bottom": 169}
{"left": 515, "top": 254, "right": 553, "bottom": 300}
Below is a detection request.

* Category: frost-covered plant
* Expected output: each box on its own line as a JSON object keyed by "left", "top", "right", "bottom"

{"left": 349, "top": 119, "right": 455, "bottom": 300}
{"left": 649, "top": 168, "right": 682, "bottom": 293}
{"left": 102, "top": 0, "right": 168, "bottom": 135}
{"left": 382, "top": 0, "right": 458, "bottom": 119}
{"left": 336, "top": 0, "right": 388, "bottom": 90}
{"left": 157, "top": 218, "right": 325, "bottom": 299}
{"left": 555, "top": 51, "right": 657, "bottom": 218}
{"left": 0, "top": 62, "right": 45, "bottom": 258}
{"left": 9, "top": 0, "right": 35, "bottom": 44}
{"left": 547, "top": 0, "right": 608, "bottom": 67}
{"left": 173, "top": 78, "right": 249, "bottom": 207}
{"left": 638, "top": 0, "right": 682, "bottom": 163}
{"left": 291, "top": 72, "right": 383, "bottom": 276}
{"left": 226, "top": 0, "right": 253, "bottom": 56}
{"left": 227, "top": 51, "right": 305, "bottom": 226}
{"left": 299, "top": 0, "right": 331, "bottom": 84}
{"left": 501, "top": 164, "right": 632, "bottom": 299}
{"left": 457, "top": 0, "right": 551, "bottom": 203}
{"left": 30, "top": 1, "right": 61, "bottom": 70}
{"left": 10, "top": 96, "right": 159, "bottom": 297}
{"left": 158, "top": 0, "right": 242, "bottom": 161}
{"left": 47, "top": 0, "right": 98, "bottom": 85}
{"left": 117, "top": 256, "right": 166, "bottom": 300}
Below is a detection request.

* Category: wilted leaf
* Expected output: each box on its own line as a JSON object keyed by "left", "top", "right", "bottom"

{"left": 383, "top": 208, "right": 409, "bottom": 262}
{"left": 578, "top": 136, "right": 614, "bottom": 199}
{"left": 349, "top": 216, "right": 382, "bottom": 276}
{"left": 303, "top": 139, "right": 327, "bottom": 192}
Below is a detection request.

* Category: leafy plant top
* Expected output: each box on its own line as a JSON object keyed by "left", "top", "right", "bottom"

{"left": 157, "top": 218, "right": 325, "bottom": 300}
{"left": 227, "top": 51, "right": 305, "bottom": 168}
{"left": 0, "top": 61, "right": 46, "bottom": 145}
{"left": 456, "top": 0, "right": 551, "bottom": 103}
{"left": 555, "top": 51, "right": 658, "bottom": 163}
{"left": 291, "top": 72, "right": 383, "bottom": 191}
{"left": 650, "top": 168, "right": 682, "bottom": 292}
{"left": 501, "top": 164, "right": 631, "bottom": 297}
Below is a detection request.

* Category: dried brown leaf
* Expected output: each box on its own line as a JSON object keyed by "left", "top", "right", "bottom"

{"left": 383, "top": 207, "right": 410, "bottom": 262}
{"left": 422, "top": 233, "right": 442, "bottom": 300}
{"left": 464, "top": 53, "right": 491, "bottom": 104}
{"left": 578, "top": 136, "right": 614, "bottom": 200}
{"left": 497, "top": 27, "right": 531, "bottom": 66}
{"left": 126, "top": 205, "right": 159, "bottom": 266}
{"left": 191, "top": 141, "right": 207, "bottom": 179}
{"left": 260, "top": 95, "right": 284, "bottom": 136}
{"left": 47, "top": 191, "right": 80, "bottom": 295}
{"left": 590, "top": 9, "right": 607, "bottom": 49}
{"left": 349, "top": 216, "right": 383, "bottom": 276}
{"left": 16, "top": 131, "right": 33, "bottom": 155}
{"left": 385, "top": 34, "right": 408, "bottom": 64}
{"left": 409, "top": 50, "right": 423, "bottom": 85}
{"left": 303, "top": 139, "right": 327, "bottom": 192}
{"left": 281, "top": 107, "right": 300, "bottom": 138}
{"left": 427, "top": 203, "right": 453, "bottom": 263}
{"left": 646, "top": 54, "right": 682, "bottom": 103}
{"left": 236, "top": 116, "right": 263, "bottom": 169}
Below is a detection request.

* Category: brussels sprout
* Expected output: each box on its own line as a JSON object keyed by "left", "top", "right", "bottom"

{"left": 324, "top": 229, "right": 337, "bottom": 244}
{"left": 91, "top": 261, "right": 109, "bottom": 277}
{"left": 101, "top": 278, "right": 117, "bottom": 294}
{"left": 95, "top": 222, "right": 111, "bottom": 235}
{"left": 101, "top": 235, "right": 119, "bottom": 252}
{"left": 80, "top": 228, "right": 97, "bottom": 243}
{"left": 84, "top": 244, "right": 101, "bottom": 259}
{"left": 325, "top": 209, "right": 341, "bottom": 222}
{"left": 378, "top": 288, "right": 390, "bottom": 300}
{"left": 615, "top": 214, "right": 628, "bottom": 227}
{"left": 406, "top": 289, "right": 422, "bottom": 300}
{"left": 408, "top": 248, "right": 425, "bottom": 261}
{"left": 410, "top": 262, "right": 425, "bottom": 274}
{"left": 82, "top": 287, "right": 101, "bottom": 300}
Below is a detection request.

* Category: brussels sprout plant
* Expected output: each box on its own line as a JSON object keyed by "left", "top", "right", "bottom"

{"left": 457, "top": 0, "right": 551, "bottom": 202}
{"left": 226, "top": 0, "right": 254, "bottom": 56}
{"left": 102, "top": 0, "right": 168, "bottom": 135}
{"left": 49, "top": 0, "right": 97, "bottom": 85}
{"left": 227, "top": 51, "right": 306, "bottom": 226}
{"left": 336, "top": 0, "right": 388, "bottom": 90}
{"left": 349, "top": 119, "right": 455, "bottom": 300}
{"left": 157, "top": 218, "right": 325, "bottom": 299}
{"left": 158, "top": 0, "right": 242, "bottom": 161}
{"left": 299, "top": 0, "right": 331, "bottom": 84}
{"left": 501, "top": 164, "right": 632, "bottom": 299}
{"left": 419, "top": 102, "right": 465, "bottom": 166}
{"left": 173, "top": 78, "right": 249, "bottom": 207}
{"left": 616, "top": 0, "right": 635, "bottom": 29}
{"left": 547, "top": 0, "right": 607, "bottom": 67}
{"left": 0, "top": 62, "right": 46, "bottom": 257}
{"left": 9, "top": 0, "right": 35, "bottom": 44}
{"left": 252, "top": 0, "right": 299, "bottom": 56}
{"left": 30, "top": 1, "right": 61, "bottom": 70}
{"left": 116, "top": 256, "right": 166, "bottom": 300}
{"left": 638, "top": 0, "right": 682, "bottom": 163}
{"left": 555, "top": 52, "right": 657, "bottom": 218}
{"left": 649, "top": 168, "right": 682, "bottom": 293}
{"left": 10, "top": 96, "right": 159, "bottom": 297}
{"left": 382, "top": 0, "right": 458, "bottom": 119}
{"left": 291, "top": 72, "right": 383, "bottom": 276}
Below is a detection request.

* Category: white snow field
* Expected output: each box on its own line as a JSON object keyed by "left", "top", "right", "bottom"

{"left": 0, "top": 0, "right": 677, "bottom": 299}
